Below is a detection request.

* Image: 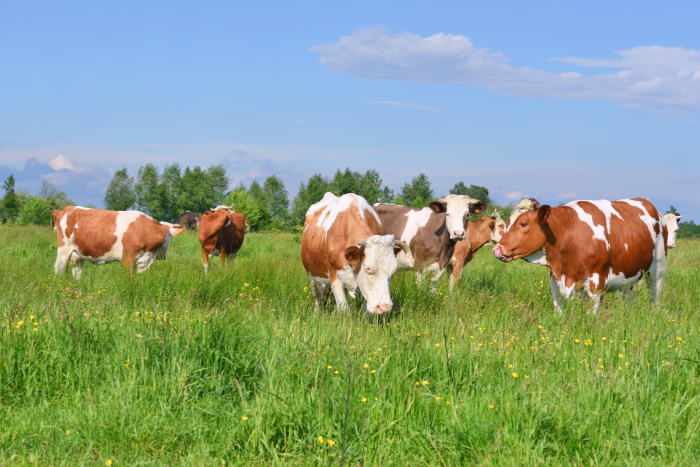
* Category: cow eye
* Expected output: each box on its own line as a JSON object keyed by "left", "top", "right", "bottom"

{"left": 520, "top": 222, "right": 527, "bottom": 228}
{"left": 364, "top": 264, "right": 373, "bottom": 274}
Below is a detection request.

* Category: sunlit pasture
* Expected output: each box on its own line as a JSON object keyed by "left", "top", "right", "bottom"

{"left": 1, "top": 226, "right": 699, "bottom": 465}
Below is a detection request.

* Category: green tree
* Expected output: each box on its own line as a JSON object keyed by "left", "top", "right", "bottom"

{"left": 104, "top": 168, "right": 136, "bottom": 211}
{"left": 668, "top": 205, "right": 679, "bottom": 215}
{"left": 358, "top": 169, "right": 384, "bottom": 204}
{"left": 0, "top": 175, "right": 20, "bottom": 223}
{"left": 400, "top": 173, "right": 434, "bottom": 208}
{"left": 40, "top": 181, "right": 73, "bottom": 211}
{"left": 134, "top": 164, "right": 162, "bottom": 218}
{"left": 450, "top": 182, "right": 491, "bottom": 205}
{"left": 330, "top": 168, "right": 361, "bottom": 197}
{"left": 377, "top": 186, "right": 394, "bottom": 203}
{"left": 263, "top": 175, "right": 290, "bottom": 224}
{"left": 17, "top": 195, "right": 52, "bottom": 226}
{"left": 159, "top": 163, "right": 182, "bottom": 222}
{"left": 291, "top": 174, "right": 330, "bottom": 226}
{"left": 224, "top": 185, "right": 270, "bottom": 231}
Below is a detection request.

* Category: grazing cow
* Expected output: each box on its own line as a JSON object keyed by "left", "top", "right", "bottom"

{"left": 52, "top": 206, "right": 184, "bottom": 280}
{"left": 198, "top": 206, "right": 246, "bottom": 273}
{"left": 492, "top": 199, "right": 668, "bottom": 313}
{"left": 663, "top": 213, "right": 682, "bottom": 249}
{"left": 176, "top": 211, "right": 201, "bottom": 230}
{"left": 373, "top": 195, "right": 487, "bottom": 286}
{"left": 301, "top": 192, "right": 411, "bottom": 314}
{"left": 449, "top": 212, "right": 505, "bottom": 287}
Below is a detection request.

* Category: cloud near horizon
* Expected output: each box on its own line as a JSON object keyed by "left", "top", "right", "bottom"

{"left": 311, "top": 26, "right": 700, "bottom": 114}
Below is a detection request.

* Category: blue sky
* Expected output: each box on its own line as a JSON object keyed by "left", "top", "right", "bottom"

{"left": 2, "top": 1, "right": 699, "bottom": 220}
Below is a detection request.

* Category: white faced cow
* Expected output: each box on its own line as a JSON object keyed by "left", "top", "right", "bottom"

{"left": 373, "top": 195, "right": 487, "bottom": 287}
{"left": 493, "top": 198, "right": 668, "bottom": 313}
{"left": 301, "top": 192, "right": 411, "bottom": 315}
{"left": 449, "top": 211, "right": 506, "bottom": 288}
{"left": 663, "top": 213, "right": 682, "bottom": 249}
{"left": 52, "top": 206, "right": 184, "bottom": 280}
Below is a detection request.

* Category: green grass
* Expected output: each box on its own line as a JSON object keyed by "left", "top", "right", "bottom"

{"left": 1, "top": 226, "right": 699, "bottom": 465}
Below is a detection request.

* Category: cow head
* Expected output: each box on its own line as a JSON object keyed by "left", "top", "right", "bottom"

{"left": 489, "top": 210, "right": 507, "bottom": 244}
{"left": 156, "top": 222, "right": 185, "bottom": 259}
{"left": 493, "top": 205, "right": 551, "bottom": 263}
{"left": 428, "top": 195, "right": 487, "bottom": 240}
{"left": 506, "top": 198, "right": 540, "bottom": 230}
{"left": 344, "top": 235, "right": 410, "bottom": 314}
{"left": 664, "top": 213, "right": 682, "bottom": 248}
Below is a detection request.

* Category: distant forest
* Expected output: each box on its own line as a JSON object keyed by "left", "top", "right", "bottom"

{"left": 1, "top": 165, "right": 699, "bottom": 238}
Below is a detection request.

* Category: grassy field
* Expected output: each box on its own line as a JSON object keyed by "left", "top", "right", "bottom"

{"left": 1, "top": 226, "right": 699, "bottom": 465}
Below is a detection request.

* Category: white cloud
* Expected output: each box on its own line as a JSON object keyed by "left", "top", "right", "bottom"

{"left": 49, "top": 154, "right": 76, "bottom": 171}
{"left": 311, "top": 27, "right": 700, "bottom": 114}
{"left": 371, "top": 100, "right": 441, "bottom": 111}
{"left": 505, "top": 192, "right": 523, "bottom": 201}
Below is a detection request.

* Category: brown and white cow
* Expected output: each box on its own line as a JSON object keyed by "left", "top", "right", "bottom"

{"left": 52, "top": 206, "right": 184, "bottom": 280}
{"left": 176, "top": 211, "right": 201, "bottom": 230}
{"left": 198, "top": 206, "right": 246, "bottom": 273}
{"left": 663, "top": 213, "right": 682, "bottom": 249}
{"left": 449, "top": 212, "right": 504, "bottom": 288}
{"left": 301, "top": 192, "right": 411, "bottom": 314}
{"left": 373, "top": 195, "right": 487, "bottom": 286}
{"left": 492, "top": 198, "right": 668, "bottom": 313}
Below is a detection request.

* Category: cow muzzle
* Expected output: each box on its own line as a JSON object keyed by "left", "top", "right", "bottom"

{"left": 492, "top": 245, "right": 511, "bottom": 262}
{"left": 451, "top": 230, "right": 466, "bottom": 240}
{"left": 371, "top": 302, "right": 393, "bottom": 314}
{"left": 668, "top": 242, "right": 676, "bottom": 249}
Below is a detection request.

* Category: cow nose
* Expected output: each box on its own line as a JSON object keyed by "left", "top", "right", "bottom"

{"left": 668, "top": 242, "right": 675, "bottom": 249}
{"left": 374, "top": 303, "right": 392, "bottom": 314}
{"left": 452, "top": 230, "right": 465, "bottom": 239}
{"left": 493, "top": 245, "right": 504, "bottom": 260}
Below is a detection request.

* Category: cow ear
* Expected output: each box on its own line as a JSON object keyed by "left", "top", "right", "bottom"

{"left": 531, "top": 199, "right": 541, "bottom": 210}
{"left": 428, "top": 202, "right": 446, "bottom": 213}
{"left": 172, "top": 228, "right": 184, "bottom": 236}
{"left": 344, "top": 246, "right": 363, "bottom": 264}
{"left": 469, "top": 202, "right": 487, "bottom": 215}
{"left": 537, "top": 205, "right": 551, "bottom": 223}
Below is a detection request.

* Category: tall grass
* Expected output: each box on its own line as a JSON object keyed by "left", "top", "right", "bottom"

{"left": 1, "top": 226, "right": 699, "bottom": 465}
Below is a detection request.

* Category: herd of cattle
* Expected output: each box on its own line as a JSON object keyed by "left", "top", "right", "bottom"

{"left": 49, "top": 193, "right": 683, "bottom": 315}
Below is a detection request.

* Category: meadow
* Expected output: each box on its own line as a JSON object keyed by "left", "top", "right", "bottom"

{"left": 1, "top": 226, "right": 699, "bottom": 466}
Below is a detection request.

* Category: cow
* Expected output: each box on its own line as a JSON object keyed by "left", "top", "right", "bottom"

{"left": 663, "top": 213, "right": 682, "bottom": 249}
{"left": 52, "top": 206, "right": 184, "bottom": 280}
{"left": 373, "top": 195, "right": 487, "bottom": 287}
{"left": 301, "top": 192, "right": 412, "bottom": 315}
{"left": 492, "top": 198, "right": 668, "bottom": 313}
{"left": 198, "top": 205, "right": 247, "bottom": 273}
{"left": 449, "top": 211, "right": 505, "bottom": 288}
{"left": 176, "top": 211, "right": 201, "bottom": 230}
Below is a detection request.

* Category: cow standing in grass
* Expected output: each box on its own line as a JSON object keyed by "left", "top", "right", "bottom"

{"left": 493, "top": 198, "right": 668, "bottom": 313}
{"left": 198, "top": 205, "right": 247, "bottom": 273}
{"left": 373, "top": 195, "right": 487, "bottom": 287}
{"left": 52, "top": 206, "right": 184, "bottom": 280}
{"left": 177, "top": 211, "right": 201, "bottom": 230}
{"left": 301, "top": 192, "right": 411, "bottom": 315}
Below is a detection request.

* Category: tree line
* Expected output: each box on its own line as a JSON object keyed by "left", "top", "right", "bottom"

{"left": 3, "top": 166, "right": 698, "bottom": 239}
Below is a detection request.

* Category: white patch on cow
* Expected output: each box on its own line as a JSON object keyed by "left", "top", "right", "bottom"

{"left": 93, "top": 211, "right": 145, "bottom": 264}
{"left": 568, "top": 201, "right": 610, "bottom": 250}
{"left": 400, "top": 208, "right": 434, "bottom": 244}
{"left": 338, "top": 265, "right": 359, "bottom": 299}
{"left": 620, "top": 199, "right": 658, "bottom": 241}
{"left": 310, "top": 193, "right": 382, "bottom": 240}
{"left": 624, "top": 243, "right": 628, "bottom": 251}
{"left": 605, "top": 267, "right": 643, "bottom": 291}
{"left": 524, "top": 248, "right": 547, "bottom": 265}
{"left": 590, "top": 273, "right": 600, "bottom": 288}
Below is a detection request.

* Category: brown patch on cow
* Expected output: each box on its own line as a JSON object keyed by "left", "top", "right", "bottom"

{"left": 68, "top": 208, "right": 119, "bottom": 259}
{"left": 469, "top": 202, "right": 487, "bottom": 215}
{"left": 121, "top": 216, "right": 171, "bottom": 268}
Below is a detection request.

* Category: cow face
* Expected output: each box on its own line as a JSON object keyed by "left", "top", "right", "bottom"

{"left": 345, "top": 235, "right": 401, "bottom": 314}
{"left": 429, "top": 195, "right": 487, "bottom": 241}
{"left": 493, "top": 206, "right": 551, "bottom": 262}
{"left": 663, "top": 213, "right": 682, "bottom": 248}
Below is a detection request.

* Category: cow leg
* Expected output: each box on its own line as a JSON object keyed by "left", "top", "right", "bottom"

{"left": 310, "top": 278, "right": 329, "bottom": 310}
{"left": 330, "top": 278, "right": 349, "bottom": 311}
{"left": 54, "top": 247, "right": 72, "bottom": 275}
{"left": 648, "top": 244, "right": 667, "bottom": 304}
{"left": 549, "top": 273, "right": 565, "bottom": 314}
{"left": 417, "top": 263, "right": 443, "bottom": 292}
{"left": 70, "top": 257, "right": 84, "bottom": 281}
{"left": 134, "top": 252, "right": 156, "bottom": 273}
{"left": 201, "top": 248, "right": 210, "bottom": 273}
